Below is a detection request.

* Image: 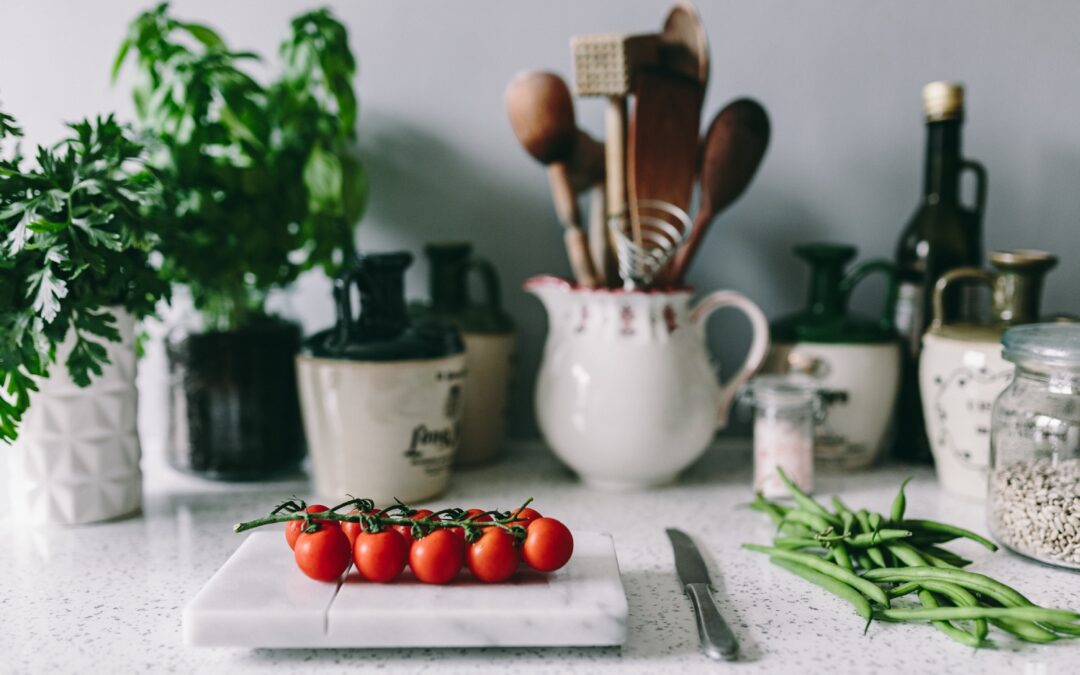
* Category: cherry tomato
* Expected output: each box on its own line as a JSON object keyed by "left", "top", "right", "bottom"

{"left": 341, "top": 509, "right": 376, "bottom": 549}
{"left": 286, "top": 504, "right": 339, "bottom": 550}
{"left": 522, "top": 518, "right": 574, "bottom": 572}
{"left": 507, "top": 507, "right": 543, "bottom": 526}
{"left": 409, "top": 529, "right": 465, "bottom": 584}
{"left": 465, "top": 508, "right": 493, "bottom": 522}
{"left": 294, "top": 524, "right": 351, "bottom": 582}
{"left": 467, "top": 528, "right": 520, "bottom": 583}
{"left": 392, "top": 509, "right": 434, "bottom": 545}
{"left": 353, "top": 530, "right": 409, "bottom": 582}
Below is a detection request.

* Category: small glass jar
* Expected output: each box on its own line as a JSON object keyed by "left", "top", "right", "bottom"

{"left": 989, "top": 323, "right": 1080, "bottom": 570}
{"left": 746, "top": 374, "right": 821, "bottom": 498}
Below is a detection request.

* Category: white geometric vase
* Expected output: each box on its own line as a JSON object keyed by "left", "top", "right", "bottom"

{"left": 9, "top": 308, "right": 142, "bottom": 524}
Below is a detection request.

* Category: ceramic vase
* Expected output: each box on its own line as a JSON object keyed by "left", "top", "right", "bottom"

{"left": 297, "top": 253, "right": 467, "bottom": 503}
{"left": 526, "top": 276, "right": 769, "bottom": 490}
{"left": 9, "top": 309, "right": 141, "bottom": 524}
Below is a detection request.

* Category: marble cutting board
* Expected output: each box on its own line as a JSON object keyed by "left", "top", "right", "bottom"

{"left": 183, "top": 531, "right": 628, "bottom": 648}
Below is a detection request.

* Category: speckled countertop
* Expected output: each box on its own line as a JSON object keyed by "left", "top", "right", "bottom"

{"left": 2, "top": 439, "right": 1079, "bottom": 674}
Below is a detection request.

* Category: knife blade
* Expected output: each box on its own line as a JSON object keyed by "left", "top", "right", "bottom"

{"left": 666, "top": 528, "right": 739, "bottom": 661}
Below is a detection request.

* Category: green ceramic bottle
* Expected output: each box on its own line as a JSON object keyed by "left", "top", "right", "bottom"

{"left": 413, "top": 242, "right": 516, "bottom": 466}
{"left": 768, "top": 243, "right": 900, "bottom": 468}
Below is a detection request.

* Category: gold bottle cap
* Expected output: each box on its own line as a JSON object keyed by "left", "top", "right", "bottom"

{"left": 922, "top": 81, "right": 964, "bottom": 121}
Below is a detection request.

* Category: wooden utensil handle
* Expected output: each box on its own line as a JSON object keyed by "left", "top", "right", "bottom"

{"left": 564, "top": 227, "right": 597, "bottom": 289}
{"left": 548, "top": 163, "right": 582, "bottom": 229}
{"left": 604, "top": 98, "right": 628, "bottom": 221}
{"left": 587, "top": 184, "right": 609, "bottom": 287}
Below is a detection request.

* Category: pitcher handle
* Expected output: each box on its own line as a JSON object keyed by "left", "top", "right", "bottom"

{"left": 468, "top": 257, "right": 503, "bottom": 314}
{"left": 840, "top": 259, "right": 898, "bottom": 334}
{"left": 931, "top": 267, "right": 995, "bottom": 329}
{"left": 690, "top": 290, "right": 771, "bottom": 428}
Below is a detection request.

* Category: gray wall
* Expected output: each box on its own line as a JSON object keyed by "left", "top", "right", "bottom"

{"left": 3, "top": 0, "right": 1079, "bottom": 443}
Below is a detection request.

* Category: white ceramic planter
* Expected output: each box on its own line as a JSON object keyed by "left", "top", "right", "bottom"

{"left": 767, "top": 341, "right": 901, "bottom": 469}
{"left": 296, "top": 353, "right": 468, "bottom": 504}
{"left": 9, "top": 309, "right": 142, "bottom": 525}
{"left": 526, "top": 276, "right": 769, "bottom": 490}
{"left": 920, "top": 331, "right": 1013, "bottom": 499}
{"left": 455, "top": 332, "right": 515, "bottom": 466}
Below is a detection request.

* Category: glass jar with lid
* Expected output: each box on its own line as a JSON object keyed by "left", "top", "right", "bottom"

{"left": 989, "top": 323, "right": 1080, "bottom": 569}
{"left": 745, "top": 374, "right": 822, "bottom": 499}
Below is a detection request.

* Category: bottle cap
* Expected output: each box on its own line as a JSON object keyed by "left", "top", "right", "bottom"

{"left": 922, "top": 81, "right": 964, "bottom": 122}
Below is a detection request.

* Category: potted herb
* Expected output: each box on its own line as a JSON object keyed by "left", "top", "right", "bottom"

{"left": 0, "top": 108, "right": 169, "bottom": 524}
{"left": 114, "top": 5, "right": 367, "bottom": 479}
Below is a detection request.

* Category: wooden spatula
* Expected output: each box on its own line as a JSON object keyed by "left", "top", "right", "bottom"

{"left": 627, "top": 3, "right": 710, "bottom": 258}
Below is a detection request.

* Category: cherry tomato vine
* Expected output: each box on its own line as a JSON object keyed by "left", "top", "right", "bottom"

{"left": 234, "top": 496, "right": 574, "bottom": 584}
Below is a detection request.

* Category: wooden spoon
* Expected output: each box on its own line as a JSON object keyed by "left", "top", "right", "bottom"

{"left": 662, "top": 98, "right": 771, "bottom": 286}
{"left": 506, "top": 71, "right": 598, "bottom": 287}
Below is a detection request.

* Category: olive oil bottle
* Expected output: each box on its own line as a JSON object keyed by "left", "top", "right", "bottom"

{"left": 892, "top": 82, "right": 987, "bottom": 461}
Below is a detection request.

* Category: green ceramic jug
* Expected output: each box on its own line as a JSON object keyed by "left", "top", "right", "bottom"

{"left": 767, "top": 243, "right": 901, "bottom": 469}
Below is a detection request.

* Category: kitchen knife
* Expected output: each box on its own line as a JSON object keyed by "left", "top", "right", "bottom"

{"left": 666, "top": 528, "right": 739, "bottom": 661}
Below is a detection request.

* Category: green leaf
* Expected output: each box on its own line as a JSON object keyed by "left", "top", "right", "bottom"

{"left": 303, "top": 144, "right": 343, "bottom": 215}
{"left": 180, "top": 22, "right": 225, "bottom": 49}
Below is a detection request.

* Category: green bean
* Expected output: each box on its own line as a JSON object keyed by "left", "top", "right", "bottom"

{"left": 833, "top": 543, "right": 855, "bottom": 570}
{"left": 886, "top": 542, "right": 928, "bottom": 566}
{"left": 829, "top": 530, "right": 913, "bottom": 548}
{"left": 749, "top": 495, "right": 790, "bottom": 525}
{"left": 917, "top": 590, "right": 983, "bottom": 647}
{"left": 855, "top": 552, "right": 875, "bottom": 571}
{"left": 896, "top": 519, "right": 998, "bottom": 552}
{"left": 831, "top": 496, "right": 854, "bottom": 516}
{"left": 744, "top": 544, "right": 889, "bottom": 606}
{"left": 773, "top": 536, "right": 822, "bottom": 550}
{"left": 918, "top": 548, "right": 959, "bottom": 569}
{"left": 891, "top": 477, "right": 913, "bottom": 523}
{"left": 989, "top": 618, "right": 1059, "bottom": 643}
{"left": 922, "top": 545, "right": 972, "bottom": 567}
{"left": 841, "top": 510, "right": 854, "bottom": 534}
{"left": 862, "top": 567, "right": 1032, "bottom": 607}
{"left": 770, "top": 557, "right": 873, "bottom": 621}
{"left": 887, "top": 581, "right": 922, "bottom": 598}
{"left": 879, "top": 606, "right": 1080, "bottom": 624}
{"left": 781, "top": 509, "right": 835, "bottom": 534}
{"left": 855, "top": 509, "right": 887, "bottom": 568}
{"left": 918, "top": 580, "right": 988, "bottom": 642}
{"left": 776, "top": 467, "right": 841, "bottom": 526}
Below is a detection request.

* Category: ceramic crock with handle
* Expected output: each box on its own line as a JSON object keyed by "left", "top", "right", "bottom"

{"left": 920, "top": 249, "right": 1058, "bottom": 499}
{"left": 412, "top": 242, "right": 515, "bottom": 466}
{"left": 296, "top": 253, "right": 466, "bottom": 504}
{"left": 9, "top": 308, "right": 141, "bottom": 525}
{"left": 526, "top": 275, "right": 770, "bottom": 490}
{"left": 766, "top": 243, "right": 901, "bottom": 469}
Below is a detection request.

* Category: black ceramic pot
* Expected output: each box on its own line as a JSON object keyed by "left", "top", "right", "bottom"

{"left": 166, "top": 321, "right": 304, "bottom": 480}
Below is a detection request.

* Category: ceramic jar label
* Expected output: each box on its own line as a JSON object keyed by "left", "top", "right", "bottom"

{"left": 297, "top": 354, "right": 467, "bottom": 503}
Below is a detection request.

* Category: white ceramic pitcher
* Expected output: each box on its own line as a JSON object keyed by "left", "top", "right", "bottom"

{"left": 526, "top": 276, "right": 770, "bottom": 489}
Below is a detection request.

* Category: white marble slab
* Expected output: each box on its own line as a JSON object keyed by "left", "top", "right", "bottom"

{"left": 182, "top": 530, "right": 628, "bottom": 649}
{"left": 183, "top": 532, "right": 345, "bottom": 647}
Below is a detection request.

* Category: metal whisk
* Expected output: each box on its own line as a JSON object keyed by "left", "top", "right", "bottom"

{"left": 608, "top": 199, "right": 693, "bottom": 289}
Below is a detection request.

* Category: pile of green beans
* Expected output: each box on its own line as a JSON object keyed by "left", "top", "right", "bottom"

{"left": 744, "top": 469, "right": 1080, "bottom": 648}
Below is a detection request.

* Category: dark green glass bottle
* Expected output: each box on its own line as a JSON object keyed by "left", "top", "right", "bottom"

{"left": 892, "top": 81, "right": 987, "bottom": 462}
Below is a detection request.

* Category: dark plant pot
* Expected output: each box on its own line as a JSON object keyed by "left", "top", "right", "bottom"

{"left": 166, "top": 322, "right": 304, "bottom": 480}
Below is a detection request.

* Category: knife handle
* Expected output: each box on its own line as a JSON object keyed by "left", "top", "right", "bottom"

{"left": 685, "top": 582, "right": 739, "bottom": 661}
